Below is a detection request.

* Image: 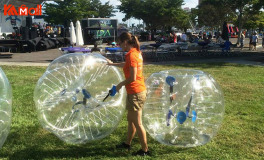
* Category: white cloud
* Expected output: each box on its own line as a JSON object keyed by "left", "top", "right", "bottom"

{"left": 101, "top": 0, "right": 121, "bottom": 5}
{"left": 182, "top": 0, "right": 198, "bottom": 8}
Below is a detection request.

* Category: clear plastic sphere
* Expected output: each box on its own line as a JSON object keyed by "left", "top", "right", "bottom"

{"left": 0, "top": 67, "right": 12, "bottom": 149}
{"left": 143, "top": 70, "right": 224, "bottom": 147}
{"left": 34, "top": 53, "right": 125, "bottom": 144}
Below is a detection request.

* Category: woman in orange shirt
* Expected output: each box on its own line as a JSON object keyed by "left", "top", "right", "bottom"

{"left": 107, "top": 32, "right": 150, "bottom": 156}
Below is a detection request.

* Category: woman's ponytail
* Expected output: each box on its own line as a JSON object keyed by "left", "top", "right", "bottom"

{"left": 118, "top": 32, "right": 140, "bottom": 51}
{"left": 131, "top": 35, "right": 140, "bottom": 51}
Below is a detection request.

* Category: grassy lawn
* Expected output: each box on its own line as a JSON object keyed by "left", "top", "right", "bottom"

{"left": 0, "top": 63, "right": 263, "bottom": 160}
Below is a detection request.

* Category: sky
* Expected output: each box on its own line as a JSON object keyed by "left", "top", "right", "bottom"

{"left": 100, "top": 0, "right": 199, "bottom": 26}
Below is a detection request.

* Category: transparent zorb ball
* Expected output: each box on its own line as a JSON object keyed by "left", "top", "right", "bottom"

{"left": 0, "top": 67, "right": 12, "bottom": 149}
{"left": 34, "top": 53, "right": 125, "bottom": 144}
{"left": 143, "top": 70, "right": 224, "bottom": 147}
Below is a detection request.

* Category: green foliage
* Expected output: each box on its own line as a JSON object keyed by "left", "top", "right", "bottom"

{"left": 118, "top": 0, "right": 188, "bottom": 30}
{"left": 44, "top": 0, "right": 115, "bottom": 24}
{"left": 197, "top": 1, "right": 235, "bottom": 28}
{"left": 0, "top": 63, "right": 263, "bottom": 159}
{"left": 198, "top": 0, "right": 261, "bottom": 26}
{"left": 243, "top": 11, "right": 264, "bottom": 30}
{"left": 198, "top": 0, "right": 263, "bottom": 44}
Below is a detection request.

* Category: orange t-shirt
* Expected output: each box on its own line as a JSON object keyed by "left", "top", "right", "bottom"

{"left": 123, "top": 48, "right": 146, "bottom": 94}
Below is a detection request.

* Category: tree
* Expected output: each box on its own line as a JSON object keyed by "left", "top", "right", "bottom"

{"left": 197, "top": 1, "right": 235, "bottom": 29}
{"left": 44, "top": 0, "right": 115, "bottom": 25}
{"left": 97, "top": 1, "right": 116, "bottom": 18}
{"left": 118, "top": 0, "right": 187, "bottom": 35}
{"left": 243, "top": 11, "right": 264, "bottom": 31}
{"left": 172, "top": 9, "right": 190, "bottom": 32}
{"left": 227, "top": 0, "right": 260, "bottom": 44}
{"left": 198, "top": 0, "right": 262, "bottom": 45}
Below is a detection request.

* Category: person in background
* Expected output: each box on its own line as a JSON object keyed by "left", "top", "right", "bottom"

{"left": 251, "top": 32, "right": 258, "bottom": 51}
{"left": 91, "top": 43, "right": 101, "bottom": 53}
{"left": 39, "top": 22, "right": 44, "bottom": 37}
{"left": 249, "top": 34, "right": 253, "bottom": 50}
{"left": 193, "top": 36, "right": 199, "bottom": 43}
{"left": 262, "top": 32, "right": 264, "bottom": 49}
{"left": 107, "top": 32, "right": 150, "bottom": 156}
{"left": 240, "top": 32, "right": 245, "bottom": 49}
{"left": 173, "top": 32, "right": 177, "bottom": 43}
{"left": 218, "top": 34, "right": 226, "bottom": 48}
{"left": 111, "top": 41, "right": 117, "bottom": 47}
{"left": 181, "top": 33, "right": 187, "bottom": 42}
{"left": 170, "top": 32, "right": 177, "bottom": 43}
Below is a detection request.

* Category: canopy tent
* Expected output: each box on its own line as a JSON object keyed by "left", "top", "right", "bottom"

{"left": 76, "top": 20, "right": 84, "bottom": 46}
{"left": 70, "top": 22, "right": 76, "bottom": 45}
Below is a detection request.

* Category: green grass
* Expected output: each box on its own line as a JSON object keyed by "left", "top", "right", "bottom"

{"left": 0, "top": 63, "right": 263, "bottom": 160}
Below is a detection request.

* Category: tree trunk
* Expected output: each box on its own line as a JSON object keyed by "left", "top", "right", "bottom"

{"left": 150, "top": 28, "right": 157, "bottom": 41}
{"left": 236, "top": 8, "right": 243, "bottom": 46}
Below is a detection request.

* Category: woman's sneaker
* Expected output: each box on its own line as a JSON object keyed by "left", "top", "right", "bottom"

{"left": 132, "top": 149, "right": 151, "bottom": 156}
{"left": 115, "top": 142, "right": 131, "bottom": 150}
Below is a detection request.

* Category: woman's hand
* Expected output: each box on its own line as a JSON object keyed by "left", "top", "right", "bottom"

{"left": 116, "top": 82, "right": 124, "bottom": 92}
{"left": 106, "top": 58, "right": 113, "bottom": 65}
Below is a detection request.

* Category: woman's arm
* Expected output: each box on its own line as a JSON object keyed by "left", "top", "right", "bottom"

{"left": 106, "top": 59, "right": 125, "bottom": 68}
{"left": 108, "top": 62, "right": 125, "bottom": 68}
{"left": 116, "top": 66, "right": 137, "bottom": 92}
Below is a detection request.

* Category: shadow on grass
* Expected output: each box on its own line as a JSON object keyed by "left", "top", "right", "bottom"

{"left": 2, "top": 125, "right": 126, "bottom": 159}
{"left": 171, "top": 62, "right": 261, "bottom": 68}
{"left": 1, "top": 124, "right": 188, "bottom": 159}
{"left": 9, "top": 144, "right": 124, "bottom": 160}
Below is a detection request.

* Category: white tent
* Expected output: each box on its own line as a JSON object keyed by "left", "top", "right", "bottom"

{"left": 76, "top": 20, "right": 84, "bottom": 46}
{"left": 70, "top": 22, "right": 76, "bottom": 45}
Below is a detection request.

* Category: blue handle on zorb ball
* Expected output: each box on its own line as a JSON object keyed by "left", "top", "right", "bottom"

{"left": 102, "top": 85, "right": 117, "bottom": 102}
{"left": 110, "top": 85, "right": 117, "bottom": 96}
{"left": 82, "top": 89, "right": 91, "bottom": 99}
{"left": 166, "top": 76, "right": 176, "bottom": 87}
{"left": 177, "top": 111, "right": 187, "bottom": 124}
{"left": 192, "top": 110, "right": 197, "bottom": 122}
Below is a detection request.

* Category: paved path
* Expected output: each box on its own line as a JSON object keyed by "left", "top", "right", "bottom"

{"left": 0, "top": 41, "right": 263, "bottom": 67}
{"left": 147, "top": 56, "right": 264, "bottom": 66}
{"left": 0, "top": 62, "right": 49, "bottom": 67}
{"left": 1, "top": 54, "right": 263, "bottom": 67}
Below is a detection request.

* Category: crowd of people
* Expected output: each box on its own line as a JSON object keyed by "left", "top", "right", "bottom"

{"left": 32, "top": 23, "right": 65, "bottom": 38}
{"left": 153, "top": 31, "right": 217, "bottom": 45}
{"left": 151, "top": 30, "right": 264, "bottom": 51}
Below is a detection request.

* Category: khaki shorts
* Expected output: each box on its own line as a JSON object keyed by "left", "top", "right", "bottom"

{"left": 126, "top": 90, "right": 147, "bottom": 111}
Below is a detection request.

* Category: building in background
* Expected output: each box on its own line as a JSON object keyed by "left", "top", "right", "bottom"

{"left": 0, "top": 0, "right": 46, "bottom": 34}
{"left": 183, "top": 7, "right": 191, "bottom": 13}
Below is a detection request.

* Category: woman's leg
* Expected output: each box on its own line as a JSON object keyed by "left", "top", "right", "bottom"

{"left": 127, "top": 110, "right": 148, "bottom": 152}
{"left": 126, "top": 113, "right": 136, "bottom": 145}
{"left": 253, "top": 43, "right": 256, "bottom": 50}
